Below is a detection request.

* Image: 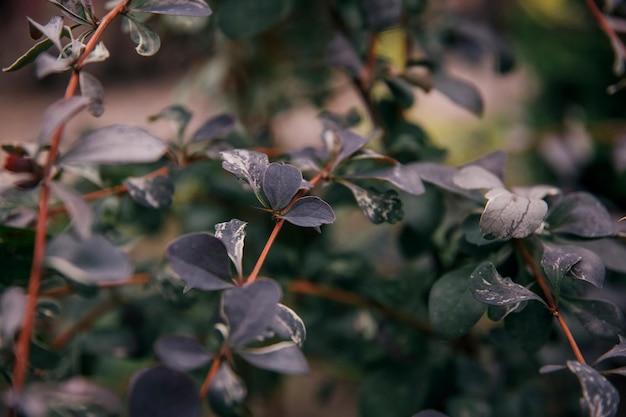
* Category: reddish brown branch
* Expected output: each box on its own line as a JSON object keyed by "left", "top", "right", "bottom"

{"left": 199, "top": 354, "right": 223, "bottom": 400}
{"left": 584, "top": 0, "right": 626, "bottom": 73}
{"left": 40, "top": 274, "right": 151, "bottom": 298}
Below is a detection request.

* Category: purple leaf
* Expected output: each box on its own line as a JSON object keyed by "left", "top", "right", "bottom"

{"left": 566, "top": 361, "right": 619, "bottom": 417}
{"left": 79, "top": 71, "right": 104, "bottom": 117}
{"left": 125, "top": 175, "right": 175, "bottom": 209}
{"left": 567, "top": 298, "right": 626, "bottom": 341}
{"left": 222, "top": 279, "right": 282, "bottom": 347}
{"left": 433, "top": 71, "right": 484, "bottom": 116}
{"left": 263, "top": 163, "right": 302, "bottom": 210}
{"left": 166, "top": 233, "right": 233, "bottom": 291}
{"left": 413, "top": 411, "right": 450, "bottom": 417}
{"left": 38, "top": 96, "right": 91, "bottom": 145}
{"left": 34, "top": 52, "right": 73, "bottom": 79}
{"left": 271, "top": 303, "right": 306, "bottom": 347}
{"left": 547, "top": 192, "right": 616, "bottom": 238}
{"left": 129, "top": 0, "right": 212, "bottom": 17}
{"left": 341, "top": 181, "right": 403, "bottom": 224}
{"left": 280, "top": 196, "right": 336, "bottom": 228}
{"left": 1, "top": 287, "right": 26, "bottom": 343}
{"left": 480, "top": 188, "right": 548, "bottom": 239}
{"left": 362, "top": 0, "right": 402, "bottom": 31}
{"left": 238, "top": 341, "right": 309, "bottom": 374}
{"left": 191, "top": 114, "right": 236, "bottom": 143}
{"left": 220, "top": 149, "right": 268, "bottom": 195}
{"left": 347, "top": 163, "right": 425, "bottom": 195}
{"left": 154, "top": 335, "right": 212, "bottom": 371}
{"left": 50, "top": 181, "right": 93, "bottom": 239}
{"left": 214, "top": 219, "right": 247, "bottom": 278}
{"left": 60, "top": 124, "right": 167, "bottom": 166}
{"left": 469, "top": 262, "right": 547, "bottom": 307}
{"left": 334, "top": 130, "right": 369, "bottom": 169}
{"left": 208, "top": 363, "right": 247, "bottom": 414}
{"left": 326, "top": 34, "right": 364, "bottom": 78}
{"left": 453, "top": 165, "right": 504, "bottom": 190}
{"left": 595, "top": 335, "right": 626, "bottom": 364}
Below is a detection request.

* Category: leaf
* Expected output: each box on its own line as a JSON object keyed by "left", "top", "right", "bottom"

{"left": 128, "top": 366, "right": 201, "bottom": 417}
{"left": 45, "top": 232, "right": 132, "bottom": 283}
{"left": 341, "top": 181, "right": 403, "bottom": 224}
{"left": 504, "top": 301, "right": 553, "bottom": 353}
{"left": 207, "top": 363, "right": 247, "bottom": 416}
{"left": 2, "top": 37, "right": 54, "bottom": 72}
{"left": 325, "top": 34, "right": 364, "bottom": 78}
{"left": 214, "top": 219, "right": 248, "bottom": 279}
{"left": 149, "top": 105, "right": 193, "bottom": 141}
{"left": 413, "top": 411, "right": 450, "bottom": 417}
{"left": 362, "top": 0, "right": 402, "bottom": 31}
{"left": 480, "top": 188, "right": 548, "bottom": 239}
{"left": 28, "top": 16, "right": 64, "bottom": 51}
{"left": 50, "top": 181, "right": 93, "bottom": 239}
{"left": 82, "top": 41, "right": 110, "bottom": 65}
{"left": 453, "top": 165, "right": 504, "bottom": 190}
{"left": 569, "top": 238, "right": 626, "bottom": 274}
{"left": 191, "top": 114, "right": 236, "bottom": 143}
{"left": 219, "top": 0, "right": 291, "bottom": 39}
{"left": 126, "top": 17, "right": 161, "bottom": 56}
{"left": 34, "top": 52, "right": 74, "bottom": 79}
{"left": 38, "top": 96, "right": 91, "bottom": 145}
{"left": 222, "top": 279, "right": 282, "bottom": 347}
{"left": 566, "top": 361, "right": 619, "bottom": 417}
{"left": 541, "top": 242, "right": 605, "bottom": 293}
{"left": 565, "top": 298, "right": 626, "bottom": 341}
{"left": 79, "top": 71, "right": 104, "bottom": 117}
{"left": 220, "top": 149, "right": 269, "bottom": 195}
{"left": 125, "top": 175, "right": 175, "bottom": 209}
{"left": 60, "top": 124, "right": 167, "bottom": 165}
{"left": 547, "top": 192, "right": 616, "bottom": 238}
{"left": 154, "top": 335, "right": 212, "bottom": 371}
{"left": 468, "top": 262, "right": 547, "bottom": 307}
{"left": 1, "top": 287, "right": 26, "bottom": 343}
{"left": 128, "top": 0, "right": 212, "bottom": 16}
{"left": 271, "top": 304, "right": 306, "bottom": 347}
{"left": 334, "top": 130, "right": 369, "bottom": 169}
{"left": 433, "top": 71, "right": 483, "bottom": 116}
{"left": 347, "top": 163, "right": 426, "bottom": 196}
{"left": 428, "top": 264, "right": 487, "bottom": 339}
{"left": 49, "top": 0, "right": 97, "bottom": 26}
{"left": 280, "top": 196, "right": 336, "bottom": 228}
{"left": 385, "top": 77, "right": 415, "bottom": 109}
{"left": 595, "top": 335, "right": 626, "bottom": 364}
{"left": 166, "top": 233, "right": 233, "bottom": 291}
{"left": 238, "top": 341, "right": 308, "bottom": 374}
{"left": 262, "top": 163, "right": 302, "bottom": 210}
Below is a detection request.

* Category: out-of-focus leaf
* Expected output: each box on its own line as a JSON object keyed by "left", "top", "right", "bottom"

{"left": 166, "top": 233, "right": 233, "bottom": 291}
{"left": 1, "top": 287, "right": 26, "bottom": 343}
{"left": 385, "top": 77, "right": 415, "bottom": 109}
{"left": 569, "top": 238, "right": 626, "bottom": 274}
{"left": 191, "top": 114, "right": 236, "bottom": 143}
{"left": 79, "top": 71, "right": 104, "bottom": 117}
{"left": 334, "top": 130, "right": 369, "bottom": 169}
{"left": 220, "top": 149, "right": 268, "bottom": 195}
{"left": 128, "top": 0, "right": 212, "bottom": 16}
{"left": 469, "top": 262, "right": 547, "bottom": 307}
{"left": 222, "top": 279, "right": 282, "bottom": 347}
{"left": 429, "top": 263, "right": 486, "bottom": 339}
{"left": 50, "top": 181, "right": 93, "bottom": 239}
{"left": 263, "top": 163, "right": 302, "bottom": 210}
{"left": 49, "top": 0, "right": 97, "bottom": 26}
{"left": 326, "top": 34, "right": 364, "bottom": 78}
{"left": 60, "top": 124, "right": 167, "bottom": 165}
{"left": 219, "top": 0, "right": 290, "bottom": 39}
{"left": 280, "top": 196, "right": 336, "bottom": 229}
{"left": 453, "top": 165, "right": 504, "bottom": 190}
{"left": 565, "top": 298, "right": 626, "bottom": 342}
{"left": 595, "top": 335, "right": 626, "bottom": 364}
{"left": 346, "top": 163, "right": 425, "bottom": 195}
{"left": 341, "top": 181, "right": 403, "bottom": 224}
{"left": 154, "top": 335, "right": 212, "bottom": 371}
{"left": 362, "top": 0, "right": 402, "bottom": 31}
{"left": 433, "top": 71, "right": 483, "bottom": 116}
{"left": 45, "top": 232, "right": 132, "bottom": 283}
{"left": 128, "top": 366, "right": 201, "bottom": 417}
{"left": 413, "top": 411, "right": 450, "bottom": 417}
{"left": 238, "top": 341, "right": 308, "bottom": 374}
{"left": 480, "top": 188, "right": 548, "bottom": 239}
{"left": 2, "top": 37, "right": 54, "bottom": 72}
{"left": 207, "top": 363, "right": 248, "bottom": 416}
{"left": 125, "top": 175, "right": 175, "bottom": 209}
{"left": 504, "top": 301, "right": 553, "bottom": 353}
{"left": 82, "top": 41, "right": 110, "bottom": 65}
{"left": 38, "top": 96, "right": 91, "bottom": 145}
{"left": 547, "top": 192, "right": 616, "bottom": 238}
{"left": 28, "top": 16, "right": 64, "bottom": 51}
{"left": 566, "top": 361, "right": 619, "bottom": 417}
{"left": 214, "top": 219, "right": 247, "bottom": 279}
{"left": 126, "top": 17, "right": 161, "bottom": 56}
{"left": 149, "top": 105, "right": 193, "bottom": 141}
{"left": 271, "top": 303, "right": 306, "bottom": 347}
{"left": 34, "top": 52, "right": 74, "bottom": 78}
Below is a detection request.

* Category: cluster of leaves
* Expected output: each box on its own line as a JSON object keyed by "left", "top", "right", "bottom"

{"left": 2, "top": 1, "right": 626, "bottom": 417}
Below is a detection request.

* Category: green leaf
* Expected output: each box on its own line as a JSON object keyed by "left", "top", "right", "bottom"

{"left": 219, "top": 0, "right": 291, "bottom": 39}
{"left": 566, "top": 361, "right": 620, "bottom": 417}
{"left": 128, "top": 0, "right": 212, "bottom": 16}
{"left": 126, "top": 16, "right": 161, "bottom": 56}
{"left": 504, "top": 301, "right": 553, "bottom": 353}
{"left": 428, "top": 263, "right": 486, "bottom": 339}
{"left": 2, "top": 37, "right": 54, "bottom": 72}
{"left": 564, "top": 298, "right": 626, "bottom": 342}
{"left": 385, "top": 77, "right": 415, "bottom": 109}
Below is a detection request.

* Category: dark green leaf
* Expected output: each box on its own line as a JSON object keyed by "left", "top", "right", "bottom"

{"left": 79, "top": 71, "right": 104, "bottom": 117}
{"left": 469, "top": 262, "right": 547, "bottom": 307}
{"left": 45, "top": 232, "right": 132, "bottom": 283}
{"left": 428, "top": 264, "right": 486, "bottom": 339}
{"left": 238, "top": 341, "right": 308, "bottom": 374}
{"left": 50, "top": 181, "right": 93, "bottom": 239}
{"left": 222, "top": 279, "right": 282, "bottom": 347}
{"left": 262, "top": 163, "right": 302, "bottom": 210}
{"left": 385, "top": 77, "right": 415, "bottom": 109}
{"left": 362, "top": 0, "right": 402, "bottom": 31}
{"left": 207, "top": 363, "right": 248, "bottom": 417}
{"left": 128, "top": 366, "right": 201, "bottom": 417}
{"left": 280, "top": 196, "right": 336, "bottom": 228}
{"left": 504, "top": 301, "right": 553, "bottom": 353}
{"left": 166, "top": 232, "right": 233, "bottom": 291}
{"left": 191, "top": 114, "right": 236, "bottom": 143}
{"left": 2, "top": 37, "right": 54, "bottom": 73}
{"left": 433, "top": 71, "right": 483, "bottom": 116}
{"left": 219, "top": 0, "right": 291, "bottom": 39}
{"left": 126, "top": 16, "right": 161, "bottom": 56}
{"left": 154, "top": 335, "right": 212, "bottom": 371}
{"left": 271, "top": 303, "right": 306, "bottom": 347}
{"left": 565, "top": 298, "right": 626, "bottom": 341}
{"left": 547, "top": 192, "right": 616, "bottom": 238}
{"left": 595, "top": 335, "right": 626, "bottom": 364}
{"left": 125, "top": 175, "right": 175, "bottom": 209}
{"left": 566, "top": 361, "right": 619, "bottom": 417}
{"left": 480, "top": 188, "right": 548, "bottom": 239}
{"left": 60, "top": 124, "right": 167, "bottom": 165}
{"left": 128, "top": 0, "right": 212, "bottom": 16}
{"left": 1, "top": 287, "right": 26, "bottom": 343}
{"left": 38, "top": 96, "right": 91, "bottom": 145}
{"left": 214, "top": 219, "right": 247, "bottom": 279}
{"left": 220, "top": 149, "right": 268, "bottom": 195}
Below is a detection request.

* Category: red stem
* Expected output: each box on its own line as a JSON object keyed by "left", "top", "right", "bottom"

{"left": 199, "top": 354, "right": 222, "bottom": 400}
{"left": 584, "top": 0, "right": 626, "bottom": 71}
{"left": 247, "top": 219, "right": 284, "bottom": 283}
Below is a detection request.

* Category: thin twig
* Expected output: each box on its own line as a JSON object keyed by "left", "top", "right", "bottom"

{"left": 199, "top": 354, "right": 223, "bottom": 400}
{"left": 40, "top": 274, "right": 152, "bottom": 298}
{"left": 247, "top": 219, "right": 285, "bottom": 284}
{"left": 584, "top": 0, "right": 626, "bottom": 73}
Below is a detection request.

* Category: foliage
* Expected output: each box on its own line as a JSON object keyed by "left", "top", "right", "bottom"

{"left": 2, "top": 1, "right": 626, "bottom": 417}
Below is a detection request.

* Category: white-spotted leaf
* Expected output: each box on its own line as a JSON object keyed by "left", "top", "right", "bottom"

{"left": 567, "top": 361, "right": 619, "bottom": 417}
{"left": 126, "top": 175, "right": 175, "bottom": 209}
{"left": 469, "top": 262, "right": 547, "bottom": 307}
{"left": 271, "top": 303, "right": 306, "bottom": 347}
{"left": 341, "top": 181, "right": 403, "bottom": 224}
{"left": 238, "top": 341, "right": 309, "bottom": 374}
{"left": 220, "top": 149, "right": 268, "bottom": 195}
{"left": 480, "top": 188, "right": 548, "bottom": 239}
{"left": 214, "top": 219, "right": 248, "bottom": 278}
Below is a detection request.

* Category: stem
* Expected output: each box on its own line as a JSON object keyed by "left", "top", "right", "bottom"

{"left": 247, "top": 220, "right": 284, "bottom": 283}
{"left": 514, "top": 240, "right": 586, "bottom": 364}
{"left": 11, "top": 0, "right": 129, "bottom": 395}
{"left": 41, "top": 274, "right": 151, "bottom": 298}
{"left": 584, "top": 0, "right": 626, "bottom": 71}
{"left": 199, "top": 354, "right": 222, "bottom": 400}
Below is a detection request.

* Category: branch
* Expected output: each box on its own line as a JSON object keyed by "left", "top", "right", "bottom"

{"left": 199, "top": 354, "right": 223, "bottom": 400}
{"left": 40, "top": 274, "right": 151, "bottom": 298}
{"left": 584, "top": 0, "right": 626, "bottom": 74}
